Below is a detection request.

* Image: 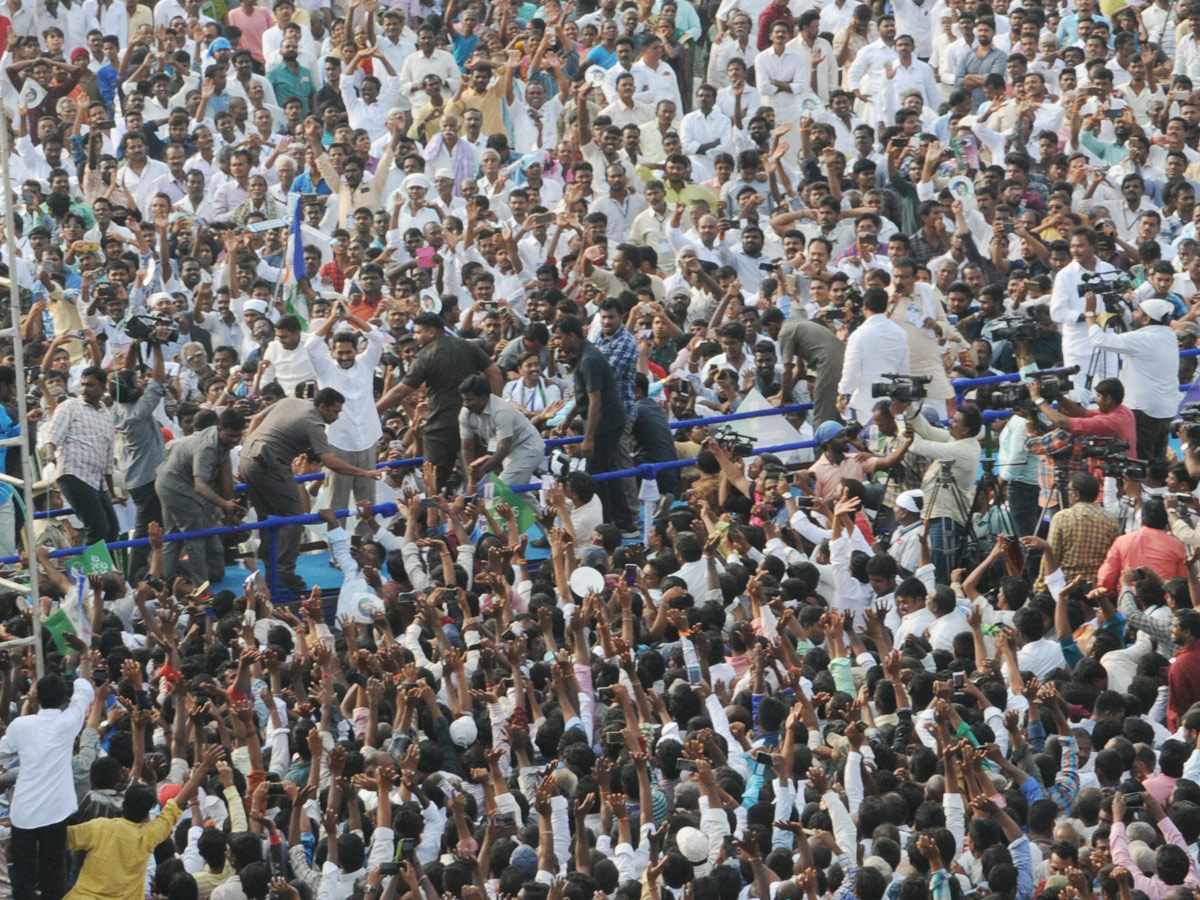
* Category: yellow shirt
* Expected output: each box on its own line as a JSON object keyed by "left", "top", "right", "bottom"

{"left": 66, "top": 798, "right": 183, "bottom": 900}
{"left": 447, "top": 81, "right": 509, "bottom": 139}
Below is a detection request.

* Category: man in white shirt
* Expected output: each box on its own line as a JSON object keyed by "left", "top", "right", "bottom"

{"left": 679, "top": 83, "right": 732, "bottom": 180}
{"left": 601, "top": 72, "right": 657, "bottom": 127}
{"left": 845, "top": 14, "right": 900, "bottom": 127}
{"left": 787, "top": 10, "right": 837, "bottom": 103}
{"left": 882, "top": 34, "right": 940, "bottom": 122}
{"left": 400, "top": 24, "right": 462, "bottom": 110}
{"left": 838, "top": 285, "right": 910, "bottom": 423}
{"left": 1011, "top": 605, "right": 1066, "bottom": 680}
{"left": 1049, "top": 228, "right": 1121, "bottom": 394}
{"left": 340, "top": 48, "right": 402, "bottom": 144}
{"left": 116, "top": 131, "right": 170, "bottom": 214}
{"left": 631, "top": 35, "right": 683, "bottom": 112}
{"left": 708, "top": 16, "right": 757, "bottom": 93}
{"left": 0, "top": 649, "right": 95, "bottom": 900}
{"left": 305, "top": 301, "right": 392, "bottom": 515}
{"left": 754, "top": 20, "right": 807, "bottom": 128}
{"left": 261, "top": 315, "right": 317, "bottom": 395}
{"left": 1086, "top": 296, "right": 1181, "bottom": 460}
{"left": 261, "top": 0, "right": 314, "bottom": 62}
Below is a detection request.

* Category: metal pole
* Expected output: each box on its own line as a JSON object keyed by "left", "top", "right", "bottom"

{"left": 0, "top": 102, "right": 42, "bottom": 677}
{"left": 266, "top": 521, "right": 281, "bottom": 602}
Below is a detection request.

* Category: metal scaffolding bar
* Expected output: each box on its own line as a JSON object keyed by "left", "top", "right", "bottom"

{"left": 0, "top": 102, "right": 43, "bottom": 677}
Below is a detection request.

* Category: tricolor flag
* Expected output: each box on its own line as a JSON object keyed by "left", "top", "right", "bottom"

{"left": 281, "top": 194, "right": 309, "bottom": 329}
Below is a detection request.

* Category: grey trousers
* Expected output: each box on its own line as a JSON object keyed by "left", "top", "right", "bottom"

{"left": 241, "top": 456, "right": 305, "bottom": 580}
{"left": 329, "top": 446, "right": 378, "bottom": 513}
{"left": 157, "top": 483, "right": 226, "bottom": 585}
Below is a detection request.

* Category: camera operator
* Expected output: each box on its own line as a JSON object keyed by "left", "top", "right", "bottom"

{"left": 1083, "top": 295, "right": 1180, "bottom": 459}
{"left": 113, "top": 342, "right": 168, "bottom": 579}
{"left": 890, "top": 399, "right": 984, "bottom": 584}
{"left": 1049, "top": 229, "right": 1121, "bottom": 394}
{"left": 1023, "top": 333, "right": 1136, "bottom": 454}
{"left": 808, "top": 419, "right": 911, "bottom": 503}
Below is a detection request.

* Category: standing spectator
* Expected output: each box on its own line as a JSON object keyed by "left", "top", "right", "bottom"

{"left": 378, "top": 312, "right": 502, "bottom": 488}
{"left": 112, "top": 342, "right": 167, "bottom": 578}
{"left": 1168, "top": 610, "right": 1200, "bottom": 731}
{"left": 894, "top": 400, "right": 984, "bottom": 584}
{"left": 1097, "top": 498, "right": 1188, "bottom": 596}
{"left": 1042, "top": 471, "right": 1120, "bottom": 589}
{"left": 305, "top": 302, "right": 392, "bottom": 516}
{"left": 260, "top": 315, "right": 317, "bottom": 397}
{"left": 458, "top": 373, "right": 545, "bottom": 492}
{"left": 1085, "top": 296, "right": 1181, "bottom": 460}
{"left": 239, "top": 391, "right": 383, "bottom": 592}
{"left": 66, "top": 746, "right": 224, "bottom": 900}
{"left": 155, "top": 410, "right": 247, "bottom": 585}
{"left": 551, "top": 315, "right": 637, "bottom": 536}
{"left": 837, "top": 287, "right": 909, "bottom": 424}
{"left": 40, "top": 365, "right": 118, "bottom": 546}
{"left": 0, "top": 635, "right": 95, "bottom": 900}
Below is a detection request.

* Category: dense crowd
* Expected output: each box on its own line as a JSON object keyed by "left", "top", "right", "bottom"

{"left": 8, "top": 0, "right": 1200, "bottom": 900}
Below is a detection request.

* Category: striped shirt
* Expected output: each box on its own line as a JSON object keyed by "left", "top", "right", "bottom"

{"left": 42, "top": 398, "right": 115, "bottom": 490}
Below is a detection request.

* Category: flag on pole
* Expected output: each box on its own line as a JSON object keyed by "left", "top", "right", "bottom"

{"left": 281, "top": 194, "right": 309, "bottom": 328}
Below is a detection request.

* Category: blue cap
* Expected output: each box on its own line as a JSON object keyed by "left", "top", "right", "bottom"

{"left": 208, "top": 37, "right": 232, "bottom": 56}
{"left": 815, "top": 420, "right": 844, "bottom": 444}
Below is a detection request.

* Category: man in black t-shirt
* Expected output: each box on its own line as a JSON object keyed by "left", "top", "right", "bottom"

{"left": 380, "top": 312, "right": 503, "bottom": 488}
{"left": 552, "top": 315, "right": 636, "bottom": 534}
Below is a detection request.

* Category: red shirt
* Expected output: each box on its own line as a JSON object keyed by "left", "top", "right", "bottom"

{"left": 319, "top": 260, "right": 347, "bottom": 293}
{"left": 1168, "top": 641, "right": 1200, "bottom": 731}
{"left": 757, "top": 3, "right": 796, "bottom": 49}
{"left": 1066, "top": 405, "right": 1137, "bottom": 456}
{"left": 1097, "top": 526, "right": 1188, "bottom": 596}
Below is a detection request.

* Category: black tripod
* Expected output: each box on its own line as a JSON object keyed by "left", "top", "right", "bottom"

{"left": 1084, "top": 297, "right": 1127, "bottom": 391}
{"left": 924, "top": 459, "right": 979, "bottom": 573}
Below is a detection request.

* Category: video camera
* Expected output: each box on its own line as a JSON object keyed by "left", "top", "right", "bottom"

{"left": 124, "top": 314, "right": 179, "bottom": 345}
{"left": 1077, "top": 271, "right": 1134, "bottom": 297}
{"left": 1170, "top": 402, "right": 1200, "bottom": 442}
{"left": 1081, "top": 436, "right": 1146, "bottom": 480}
{"left": 710, "top": 425, "right": 758, "bottom": 458}
{"left": 871, "top": 373, "right": 932, "bottom": 404}
{"left": 1077, "top": 272, "right": 1135, "bottom": 321}
{"left": 987, "top": 366, "right": 1079, "bottom": 411}
{"left": 990, "top": 314, "right": 1039, "bottom": 344}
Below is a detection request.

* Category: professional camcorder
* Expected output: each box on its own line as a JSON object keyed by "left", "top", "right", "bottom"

{"left": 990, "top": 315, "right": 1039, "bottom": 344}
{"left": 871, "top": 373, "right": 932, "bottom": 404}
{"left": 710, "top": 425, "right": 757, "bottom": 458}
{"left": 1076, "top": 271, "right": 1134, "bottom": 298}
{"left": 1081, "top": 436, "right": 1146, "bottom": 480}
{"left": 1170, "top": 402, "right": 1200, "bottom": 442}
{"left": 987, "top": 367, "right": 1078, "bottom": 411}
{"left": 125, "top": 314, "right": 179, "bottom": 345}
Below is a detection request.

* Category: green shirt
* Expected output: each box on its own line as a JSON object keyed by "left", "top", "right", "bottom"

{"left": 267, "top": 61, "right": 315, "bottom": 115}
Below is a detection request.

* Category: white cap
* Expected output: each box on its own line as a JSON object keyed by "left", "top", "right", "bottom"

{"left": 244, "top": 299, "right": 269, "bottom": 315}
{"left": 434, "top": 168, "right": 454, "bottom": 181}
{"left": 403, "top": 172, "right": 432, "bottom": 191}
{"left": 896, "top": 489, "right": 924, "bottom": 514}
{"left": 449, "top": 715, "right": 478, "bottom": 748}
{"left": 1139, "top": 297, "right": 1174, "bottom": 322}
{"left": 676, "top": 826, "right": 709, "bottom": 863}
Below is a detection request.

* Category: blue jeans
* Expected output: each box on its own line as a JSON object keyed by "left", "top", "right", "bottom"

{"left": 926, "top": 517, "right": 966, "bottom": 585}
{"left": 1006, "top": 480, "right": 1042, "bottom": 538}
